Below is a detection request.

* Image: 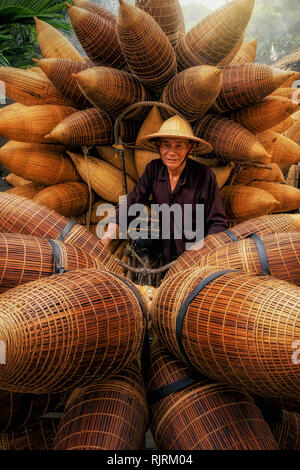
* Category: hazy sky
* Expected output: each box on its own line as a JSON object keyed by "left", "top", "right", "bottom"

{"left": 180, "top": 0, "right": 227, "bottom": 10}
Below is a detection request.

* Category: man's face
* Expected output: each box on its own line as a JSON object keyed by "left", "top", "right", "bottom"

{"left": 158, "top": 138, "right": 191, "bottom": 171}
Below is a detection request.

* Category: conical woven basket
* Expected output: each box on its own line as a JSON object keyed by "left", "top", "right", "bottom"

{"left": 175, "top": 0, "right": 255, "bottom": 70}
{"left": 117, "top": 0, "right": 177, "bottom": 91}
{"left": 73, "top": 0, "right": 117, "bottom": 24}
{"left": 0, "top": 418, "right": 60, "bottom": 450}
{"left": 0, "top": 268, "right": 146, "bottom": 394}
{"left": 211, "top": 65, "right": 293, "bottom": 113}
{"left": 53, "top": 361, "right": 148, "bottom": 450}
{"left": 231, "top": 38, "right": 257, "bottom": 64}
{"left": 147, "top": 341, "right": 278, "bottom": 450}
{"left": 74, "top": 66, "right": 152, "bottom": 119}
{"left": 165, "top": 213, "right": 300, "bottom": 279}
{"left": 5, "top": 174, "right": 31, "bottom": 187}
{"left": 271, "top": 87, "right": 300, "bottom": 101}
{"left": 231, "top": 96, "right": 300, "bottom": 133}
{"left": 150, "top": 266, "right": 300, "bottom": 407}
{"left": 286, "top": 119, "right": 300, "bottom": 143}
{"left": 135, "top": 0, "right": 185, "bottom": 47}
{"left": 7, "top": 182, "right": 45, "bottom": 199}
{"left": 217, "top": 33, "right": 245, "bottom": 67}
{"left": 271, "top": 410, "right": 300, "bottom": 450}
{"left": 34, "top": 17, "right": 85, "bottom": 62}
{"left": 34, "top": 58, "right": 92, "bottom": 109}
{"left": 194, "top": 114, "right": 269, "bottom": 164}
{"left": 135, "top": 106, "right": 163, "bottom": 177}
{"left": 66, "top": 4, "right": 126, "bottom": 68}
{"left": 211, "top": 165, "right": 233, "bottom": 189}
{"left": 0, "top": 141, "right": 80, "bottom": 186}
{"left": 280, "top": 71, "right": 300, "bottom": 88}
{"left": 248, "top": 181, "right": 300, "bottom": 213}
{"left": 0, "top": 103, "right": 77, "bottom": 144}
{"left": 161, "top": 66, "right": 222, "bottom": 122}
{"left": 97, "top": 146, "right": 138, "bottom": 182}
{"left": 269, "top": 116, "right": 296, "bottom": 134}
{"left": 257, "top": 131, "right": 300, "bottom": 166}
{"left": 0, "top": 67, "right": 77, "bottom": 107}
{"left": 68, "top": 151, "right": 135, "bottom": 202}
{"left": 232, "top": 163, "right": 284, "bottom": 185}
{"left": 0, "top": 192, "right": 122, "bottom": 274}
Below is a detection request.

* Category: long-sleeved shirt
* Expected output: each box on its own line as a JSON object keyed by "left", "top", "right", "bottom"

{"left": 112, "top": 157, "right": 228, "bottom": 265}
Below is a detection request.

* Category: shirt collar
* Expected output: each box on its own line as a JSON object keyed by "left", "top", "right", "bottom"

{"left": 158, "top": 158, "right": 190, "bottom": 186}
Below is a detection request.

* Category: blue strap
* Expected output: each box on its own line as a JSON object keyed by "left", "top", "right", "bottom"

{"left": 224, "top": 229, "right": 238, "bottom": 242}
{"left": 57, "top": 220, "right": 75, "bottom": 242}
{"left": 47, "top": 239, "right": 66, "bottom": 274}
{"left": 248, "top": 233, "right": 270, "bottom": 276}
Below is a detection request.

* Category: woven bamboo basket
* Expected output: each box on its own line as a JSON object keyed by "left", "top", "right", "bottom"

{"left": 230, "top": 96, "right": 300, "bottom": 134}
{"left": 217, "top": 33, "right": 245, "bottom": 67}
{"left": 5, "top": 174, "right": 31, "bottom": 187}
{"left": 269, "top": 116, "right": 296, "bottom": 134}
{"left": 195, "top": 231, "right": 300, "bottom": 286}
{"left": 73, "top": 66, "right": 152, "bottom": 119}
{"left": 66, "top": 4, "right": 126, "bottom": 68}
{"left": 220, "top": 184, "right": 279, "bottom": 220}
{"left": 147, "top": 341, "right": 278, "bottom": 450}
{"left": 285, "top": 119, "right": 300, "bottom": 143}
{"left": 33, "top": 58, "right": 92, "bottom": 109}
{"left": 0, "top": 268, "right": 146, "bottom": 394}
{"left": 271, "top": 87, "right": 300, "bottom": 101}
{"left": 0, "top": 232, "right": 107, "bottom": 293}
{"left": 0, "top": 141, "right": 80, "bottom": 186}
{"left": 97, "top": 146, "right": 138, "bottom": 182}
{"left": 68, "top": 151, "right": 135, "bottom": 202}
{"left": 161, "top": 66, "right": 222, "bottom": 122}
{"left": 53, "top": 361, "right": 148, "bottom": 450}
{"left": 135, "top": 0, "right": 185, "bottom": 48}
{"left": 257, "top": 130, "right": 300, "bottom": 166}
{"left": 150, "top": 266, "right": 300, "bottom": 407}
{"left": 0, "top": 418, "right": 60, "bottom": 450}
{"left": 175, "top": 0, "right": 255, "bottom": 71}
{"left": 7, "top": 182, "right": 45, "bottom": 199}
{"left": 135, "top": 106, "right": 163, "bottom": 177}
{"left": 211, "top": 65, "right": 293, "bottom": 113}
{"left": 232, "top": 163, "right": 284, "bottom": 185}
{"left": 248, "top": 181, "right": 300, "bottom": 213}
{"left": 73, "top": 0, "right": 117, "bottom": 24}
{"left": 280, "top": 71, "right": 300, "bottom": 88}
{"left": 0, "top": 390, "right": 66, "bottom": 433}
{"left": 34, "top": 17, "right": 84, "bottom": 62}
{"left": 0, "top": 103, "right": 77, "bottom": 144}
{"left": 117, "top": 0, "right": 177, "bottom": 92}
{"left": 231, "top": 38, "right": 257, "bottom": 64}
{"left": 0, "top": 67, "right": 77, "bottom": 107}
{"left": 271, "top": 410, "right": 300, "bottom": 450}
{"left": 211, "top": 165, "right": 233, "bottom": 189}
{"left": 165, "top": 213, "right": 300, "bottom": 280}
{"left": 0, "top": 192, "right": 122, "bottom": 274}
{"left": 194, "top": 114, "right": 269, "bottom": 164}
{"left": 32, "top": 182, "right": 91, "bottom": 218}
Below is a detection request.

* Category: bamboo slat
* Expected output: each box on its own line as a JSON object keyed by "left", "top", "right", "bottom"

{"left": 211, "top": 65, "right": 293, "bottom": 113}
{"left": 0, "top": 141, "right": 80, "bottom": 186}
{"left": 53, "top": 362, "right": 148, "bottom": 450}
{"left": 135, "top": 107, "right": 163, "bottom": 177}
{"left": 175, "top": 0, "right": 255, "bottom": 70}
{"left": 0, "top": 103, "right": 77, "bottom": 144}
{"left": 73, "top": 0, "right": 117, "bottom": 24}
{"left": 66, "top": 4, "right": 126, "bottom": 68}
{"left": 0, "top": 268, "right": 146, "bottom": 393}
{"left": 73, "top": 66, "right": 152, "bottom": 119}
{"left": 147, "top": 341, "right": 278, "bottom": 450}
{"left": 68, "top": 151, "right": 135, "bottom": 203}
{"left": 161, "top": 66, "right": 222, "bottom": 122}
{"left": 0, "top": 192, "right": 122, "bottom": 274}
{"left": 232, "top": 163, "right": 285, "bottom": 185}
{"left": 117, "top": 0, "right": 177, "bottom": 92}
{"left": 150, "top": 266, "right": 300, "bottom": 406}
{"left": 285, "top": 119, "right": 300, "bottom": 143}
{"left": 0, "top": 418, "right": 60, "bottom": 450}
{"left": 272, "top": 410, "right": 300, "bottom": 450}
{"left": 97, "top": 146, "right": 138, "bottom": 182}
{"left": 194, "top": 114, "right": 270, "bottom": 164}
{"left": 34, "top": 17, "right": 84, "bottom": 62}
{"left": 231, "top": 96, "right": 300, "bottom": 134}
{"left": 269, "top": 116, "right": 296, "bottom": 134}
{"left": 7, "top": 182, "right": 45, "bottom": 199}
{"left": 248, "top": 181, "right": 300, "bottom": 213}
{"left": 33, "top": 58, "right": 92, "bottom": 109}
{"left": 4, "top": 174, "right": 31, "bottom": 187}
{"left": 135, "top": 0, "right": 185, "bottom": 47}
{"left": 0, "top": 67, "right": 78, "bottom": 107}
{"left": 231, "top": 38, "right": 257, "bottom": 64}
{"left": 256, "top": 130, "right": 300, "bottom": 166}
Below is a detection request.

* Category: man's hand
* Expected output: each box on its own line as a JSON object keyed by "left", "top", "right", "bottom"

{"left": 101, "top": 222, "right": 119, "bottom": 248}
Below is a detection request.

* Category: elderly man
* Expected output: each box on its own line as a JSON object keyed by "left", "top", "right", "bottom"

{"left": 101, "top": 114, "right": 228, "bottom": 265}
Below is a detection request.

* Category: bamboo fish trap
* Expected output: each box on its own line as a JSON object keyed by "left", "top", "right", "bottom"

{"left": 0, "top": 192, "right": 122, "bottom": 274}
{"left": 135, "top": 106, "right": 163, "bottom": 177}
{"left": 217, "top": 32, "right": 245, "bottom": 67}
{"left": 0, "top": 268, "right": 146, "bottom": 394}
{"left": 73, "top": 0, "right": 117, "bottom": 24}
{"left": 135, "top": 0, "right": 185, "bottom": 48}
{"left": 231, "top": 38, "right": 257, "bottom": 64}
{"left": 175, "top": 0, "right": 255, "bottom": 71}
{"left": 211, "top": 64, "right": 293, "bottom": 113}
{"left": 53, "top": 361, "right": 148, "bottom": 450}
{"left": 0, "top": 141, "right": 80, "bottom": 186}
{"left": 232, "top": 163, "right": 285, "bottom": 185}
{"left": 117, "top": 0, "right": 177, "bottom": 92}
{"left": 269, "top": 116, "right": 296, "bottom": 134}
{"left": 33, "top": 182, "right": 91, "bottom": 217}
{"left": 161, "top": 66, "right": 222, "bottom": 122}
{"left": 147, "top": 342, "right": 278, "bottom": 450}
{"left": 194, "top": 114, "right": 270, "bottom": 164}
{"left": 271, "top": 87, "right": 300, "bottom": 101}
{"left": 256, "top": 130, "right": 300, "bottom": 167}
{"left": 286, "top": 119, "right": 300, "bottom": 143}
{"left": 0, "top": 418, "right": 60, "bottom": 451}
{"left": 247, "top": 181, "right": 300, "bottom": 213}
{"left": 66, "top": 4, "right": 126, "bottom": 68}
{"left": 150, "top": 266, "right": 300, "bottom": 407}
{"left": 7, "top": 182, "right": 45, "bottom": 199}
{"left": 97, "top": 146, "right": 138, "bottom": 182}
{"left": 4, "top": 174, "right": 31, "bottom": 187}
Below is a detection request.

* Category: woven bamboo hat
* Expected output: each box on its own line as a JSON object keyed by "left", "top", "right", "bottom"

{"left": 139, "top": 115, "right": 213, "bottom": 154}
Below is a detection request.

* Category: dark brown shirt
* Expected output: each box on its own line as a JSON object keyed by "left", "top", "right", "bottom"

{"left": 113, "top": 158, "right": 228, "bottom": 264}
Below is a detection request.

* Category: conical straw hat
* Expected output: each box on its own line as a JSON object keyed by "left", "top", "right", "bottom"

{"left": 139, "top": 115, "right": 213, "bottom": 154}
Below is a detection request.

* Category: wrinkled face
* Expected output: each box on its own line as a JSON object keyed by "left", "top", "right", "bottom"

{"left": 158, "top": 138, "right": 191, "bottom": 170}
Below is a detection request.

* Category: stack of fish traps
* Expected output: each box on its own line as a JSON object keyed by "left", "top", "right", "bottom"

{"left": 0, "top": 0, "right": 299, "bottom": 451}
